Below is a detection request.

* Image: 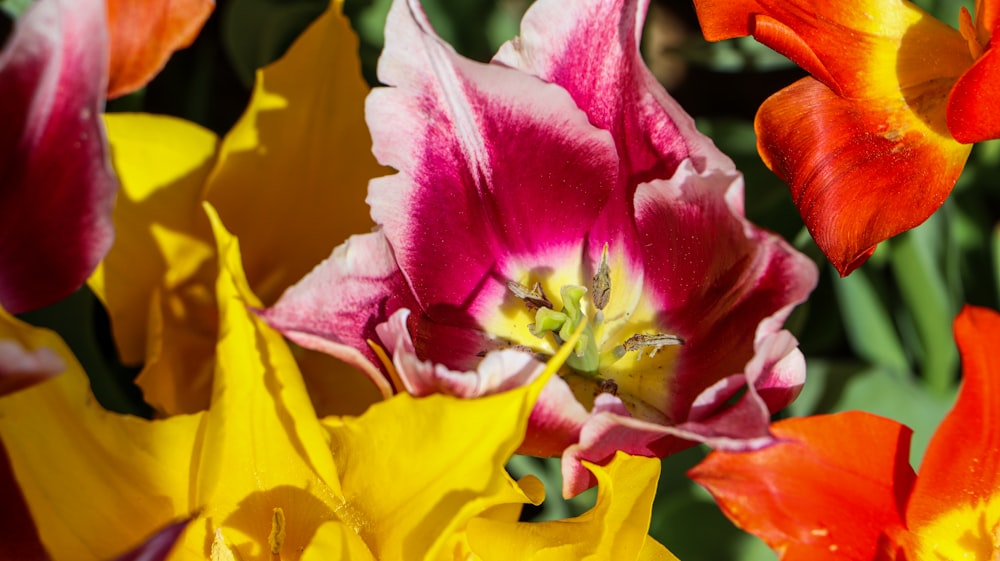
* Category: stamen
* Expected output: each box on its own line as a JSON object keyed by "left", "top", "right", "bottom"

{"left": 622, "top": 333, "right": 685, "bottom": 360}
{"left": 595, "top": 378, "right": 618, "bottom": 396}
{"left": 506, "top": 280, "right": 553, "bottom": 310}
{"left": 959, "top": 6, "right": 985, "bottom": 59}
{"left": 269, "top": 508, "right": 286, "bottom": 560}
{"left": 592, "top": 244, "right": 611, "bottom": 311}
{"left": 367, "top": 339, "right": 406, "bottom": 395}
{"left": 211, "top": 529, "right": 243, "bottom": 561}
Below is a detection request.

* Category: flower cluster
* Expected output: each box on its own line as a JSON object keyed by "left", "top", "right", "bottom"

{"left": 3, "top": 0, "right": 997, "bottom": 558}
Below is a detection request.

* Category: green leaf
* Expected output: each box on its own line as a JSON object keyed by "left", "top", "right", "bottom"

{"left": 0, "top": 0, "right": 31, "bottom": 19}
{"left": 830, "top": 265, "right": 910, "bottom": 372}
{"left": 887, "top": 215, "right": 958, "bottom": 395}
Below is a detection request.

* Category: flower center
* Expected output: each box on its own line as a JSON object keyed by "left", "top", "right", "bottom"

{"left": 502, "top": 245, "right": 683, "bottom": 402}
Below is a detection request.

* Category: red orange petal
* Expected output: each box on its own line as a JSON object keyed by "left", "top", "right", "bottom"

{"left": 906, "top": 306, "right": 1000, "bottom": 528}
{"left": 105, "top": 0, "right": 214, "bottom": 98}
{"left": 755, "top": 78, "right": 971, "bottom": 275}
{"left": 693, "top": 0, "right": 970, "bottom": 99}
{"left": 947, "top": 44, "right": 1000, "bottom": 143}
{"left": 689, "top": 412, "right": 915, "bottom": 560}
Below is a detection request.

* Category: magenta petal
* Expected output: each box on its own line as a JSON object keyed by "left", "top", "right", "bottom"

{"left": 493, "top": 0, "right": 733, "bottom": 180}
{"left": 0, "top": 0, "right": 117, "bottom": 313}
{"left": 0, "top": 339, "right": 65, "bottom": 396}
{"left": 261, "top": 232, "right": 418, "bottom": 397}
{"left": 560, "top": 324, "right": 806, "bottom": 498}
{"left": 365, "top": 0, "right": 620, "bottom": 321}
{"left": 634, "top": 162, "right": 817, "bottom": 420}
{"left": 377, "top": 307, "right": 542, "bottom": 397}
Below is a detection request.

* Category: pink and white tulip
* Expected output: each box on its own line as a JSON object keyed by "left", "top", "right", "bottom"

{"left": 264, "top": 0, "right": 818, "bottom": 497}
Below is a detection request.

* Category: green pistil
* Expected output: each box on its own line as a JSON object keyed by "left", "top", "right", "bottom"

{"left": 529, "top": 285, "right": 600, "bottom": 375}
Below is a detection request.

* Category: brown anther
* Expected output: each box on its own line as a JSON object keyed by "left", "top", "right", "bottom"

{"left": 592, "top": 244, "right": 612, "bottom": 310}
{"left": 595, "top": 378, "right": 618, "bottom": 396}
{"left": 623, "top": 333, "right": 685, "bottom": 360}
{"left": 506, "top": 280, "right": 553, "bottom": 310}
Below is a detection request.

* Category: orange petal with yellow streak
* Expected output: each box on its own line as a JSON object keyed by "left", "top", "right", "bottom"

{"left": 947, "top": 42, "right": 1000, "bottom": 143}
{"left": 755, "top": 77, "right": 971, "bottom": 275}
{"left": 906, "top": 306, "right": 1000, "bottom": 529}
{"left": 692, "top": 0, "right": 970, "bottom": 99}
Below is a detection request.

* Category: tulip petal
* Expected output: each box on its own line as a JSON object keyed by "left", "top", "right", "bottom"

{"left": 467, "top": 451, "right": 673, "bottom": 561}
{"left": 755, "top": 77, "right": 971, "bottom": 275}
{"left": 206, "top": 1, "right": 382, "bottom": 305}
{"left": 0, "top": 312, "right": 201, "bottom": 561}
{"left": 692, "top": 0, "right": 979, "bottom": 273}
{"left": 92, "top": 113, "right": 219, "bottom": 366}
{"left": 494, "top": 0, "right": 733, "bottom": 178}
{"left": 634, "top": 161, "right": 815, "bottom": 416}
{"left": 261, "top": 231, "right": 417, "bottom": 397}
{"left": 558, "top": 324, "right": 805, "bottom": 498}
{"left": 0, "top": 338, "right": 64, "bottom": 396}
{"left": 177, "top": 206, "right": 343, "bottom": 559}
{"left": 0, "top": 0, "right": 117, "bottom": 313}
{"left": 322, "top": 371, "right": 548, "bottom": 559}
{"left": 114, "top": 519, "right": 190, "bottom": 561}
{"left": 906, "top": 306, "right": 1000, "bottom": 528}
{"left": 689, "top": 412, "right": 915, "bottom": 560}
{"left": 366, "top": 0, "right": 620, "bottom": 321}
{"left": 691, "top": 0, "right": 970, "bottom": 99}
{"left": 90, "top": 113, "right": 220, "bottom": 413}
{"left": 298, "top": 521, "right": 376, "bottom": 561}
{"left": 105, "top": 0, "right": 214, "bottom": 98}
{"left": 0, "top": 442, "right": 47, "bottom": 561}
{"left": 376, "top": 308, "right": 590, "bottom": 457}
{"left": 947, "top": 43, "right": 1000, "bottom": 143}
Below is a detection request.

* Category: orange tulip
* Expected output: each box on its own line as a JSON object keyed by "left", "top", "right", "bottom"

{"left": 693, "top": 0, "right": 1000, "bottom": 275}
{"left": 690, "top": 305, "right": 1000, "bottom": 559}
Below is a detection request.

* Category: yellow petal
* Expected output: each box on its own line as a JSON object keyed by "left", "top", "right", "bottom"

{"left": 295, "top": 345, "right": 383, "bottom": 417}
{"left": 0, "top": 309, "right": 201, "bottom": 561}
{"left": 174, "top": 205, "right": 343, "bottom": 560}
{"left": 205, "top": 0, "right": 383, "bottom": 304}
{"left": 323, "top": 380, "right": 548, "bottom": 559}
{"left": 135, "top": 284, "right": 218, "bottom": 413}
{"left": 298, "top": 520, "right": 376, "bottom": 561}
{"left": 92, "top": 113, "right": 219, "bottom": 366}
{"left": 637, "top": 538, "right": 681, "bottom": 561}
{"left": 466, "top": 451, "right": 674, "bottom": 561}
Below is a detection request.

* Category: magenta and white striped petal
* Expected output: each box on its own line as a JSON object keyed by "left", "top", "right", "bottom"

{"left": 261, "top": 232, "right": 417, "bottom": 397}
{"left": 493, "top": 0, "right": 733, "bottom": 180}
{"left": 0, "top": 0, "right": 117, "bottom": 313}
{"left": 633, "top": 161, "right": 817, "bottom": 420}
{"left": 366, "top": 0, "right": 621, "bottom": 328}
{"left": 560, "top": 326, "right": 804, "bottom": 497}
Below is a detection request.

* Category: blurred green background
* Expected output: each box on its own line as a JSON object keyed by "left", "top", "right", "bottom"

{"left": 19, "top": 0, "right": 1000, "bottom": 558}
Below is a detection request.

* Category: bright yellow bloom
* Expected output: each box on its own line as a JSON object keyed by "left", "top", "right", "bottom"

{"left": 1, "top": 210, "right": 676, "bottom": 561}
{"left": 89, "top": 0, "right": 384, "bottom": 416}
